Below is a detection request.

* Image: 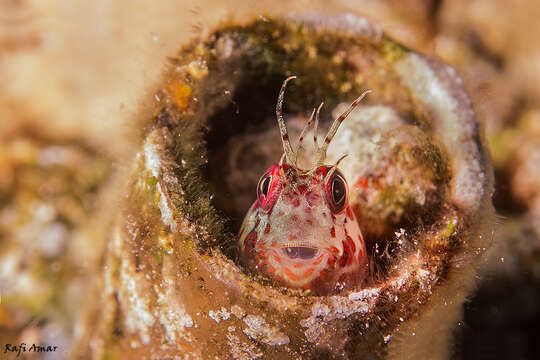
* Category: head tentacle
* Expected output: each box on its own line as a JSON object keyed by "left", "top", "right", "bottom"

{"left": 278, "top": 152, "right": 287, "bottom": 182}
{"left": 313, "top": 102, "right": 324, "bottom": 150}
{"left": 276, "top": 76, "right": 297, "bottom": 164}
{"left": 276, "top": 76, "right": 371, "bottom": 172}
{"left": 316, "top": 90, "right": 372, "bottom": 166}
{"left": 324, "top": 154, "right": 349, "bottom": 184}
{"left": 295, "top": 107, "right": 317, "bottom": 168}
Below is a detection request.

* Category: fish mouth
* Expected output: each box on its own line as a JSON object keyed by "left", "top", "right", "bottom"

{"left": 281, "top": 246, "right": 319, "bottom": 260}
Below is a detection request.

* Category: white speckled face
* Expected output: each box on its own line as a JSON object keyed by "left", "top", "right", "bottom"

{"left": 237, "top": 76, "right": 369, "bottom": 291}
{"left": 238, "top": 163, "right": 366, "bottom": 289}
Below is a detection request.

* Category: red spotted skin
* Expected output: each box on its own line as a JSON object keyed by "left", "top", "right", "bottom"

{"left": 238, "top": 163, "right": 367, "bottom": 291}
{"left": 238, "top": 76, "right": 371, "bottom": 291}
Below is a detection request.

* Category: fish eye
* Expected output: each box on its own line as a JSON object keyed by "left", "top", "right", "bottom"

{"left": 327, "top": 170, "right": 348, "bottom": 213}
{"left": 257, "top": 172, "right": 272, "bottom": 202}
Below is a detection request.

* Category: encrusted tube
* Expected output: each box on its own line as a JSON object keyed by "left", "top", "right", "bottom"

{"left": 75, "top": 14, "right": 494, "bottom": 359}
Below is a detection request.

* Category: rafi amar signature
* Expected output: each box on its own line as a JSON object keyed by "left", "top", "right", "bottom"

{"left": 4, "top": 343, "right": 58, "bottom": 357}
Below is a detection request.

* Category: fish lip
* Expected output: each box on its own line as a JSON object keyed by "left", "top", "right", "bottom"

{"left": 280, "top": 243, "right": 318, "bottom": 249}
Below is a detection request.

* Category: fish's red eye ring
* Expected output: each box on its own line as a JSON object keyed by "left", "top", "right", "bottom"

{"left": 255, "top": 164, "right": 282, "bottom": 212}
{"left": 325, "top": 169, "right": 348, "bottom": 214}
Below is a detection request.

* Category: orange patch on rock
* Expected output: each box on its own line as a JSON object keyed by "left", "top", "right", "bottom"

{"left": 168, "top": 81, "right": 192, "bottom": 111}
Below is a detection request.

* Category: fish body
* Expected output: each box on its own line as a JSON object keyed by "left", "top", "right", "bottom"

{"left": 238, "top": 76, "right": 369, "bottom": 291}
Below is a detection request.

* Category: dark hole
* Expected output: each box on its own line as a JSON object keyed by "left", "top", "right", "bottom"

{"left": 205, "top": 74, "right": 284, "bottom": 234}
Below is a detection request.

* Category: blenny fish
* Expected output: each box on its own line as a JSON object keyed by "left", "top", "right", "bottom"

{"left": 238, "top": 76, "right": 370, "bottom": 292}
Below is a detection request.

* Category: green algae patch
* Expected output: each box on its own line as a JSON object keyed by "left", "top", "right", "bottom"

{"left": 380, "top": 37, "right": 408, "bottom": 63}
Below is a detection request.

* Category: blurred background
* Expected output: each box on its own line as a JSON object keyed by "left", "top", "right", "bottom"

{"left": 1, "top": 0, "right": 539, "bottom": 359}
